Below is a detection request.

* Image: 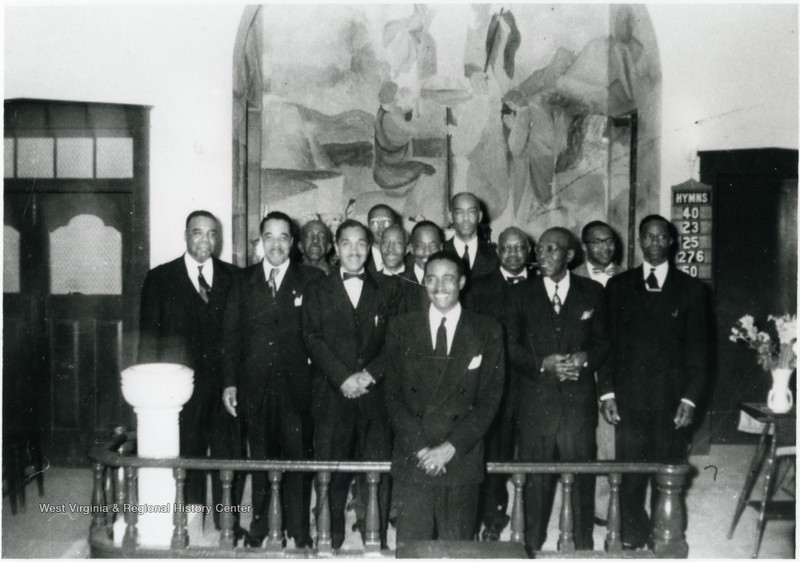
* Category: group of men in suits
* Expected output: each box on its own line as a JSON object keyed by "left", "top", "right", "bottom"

{"left": 138, "top": 194, "right": 709, "bottom": 554}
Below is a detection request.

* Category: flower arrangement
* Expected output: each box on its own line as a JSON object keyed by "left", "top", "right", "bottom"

{"left": 730, "top": 314, "right": 797, "bottom": 371}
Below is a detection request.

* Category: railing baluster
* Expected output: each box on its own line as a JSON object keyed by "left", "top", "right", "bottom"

{"left": 316, "top": 471, "right": 332, "bottom": 555}
{"left": 364, "top": 471, "right": 381, "bottom": 552}
{"left": 103, "top": 464, "right": 115, "bottom": 521}
{"left": 557, "top": 473, "right": 575, "bottom": 552}
{"left": 219, "top": 469, "right": 235, "bottom": 548}
{"left": 122, "top": 467, "right": 138, "bottom": 552}
{"left": 266, "top": 470, "right": 284, "bottom": 552}
{"left": 510, "top": 473, "right": 526, "bottom": 544}
{"left": 605, "top": 472, "right": 622, "bottom": 553}
{"left": 90, "top": 463, "right": 107, "bottom": 540}
{"left": 652, "top": 466, "right": 689, "bottom": 558}
{"left": 171, "top": 467, "right": 188, "bottom": 549}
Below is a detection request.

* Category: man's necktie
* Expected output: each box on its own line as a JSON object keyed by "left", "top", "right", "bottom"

{"left": 461, "top": 245, "right": 471, "bottom": 275}
{"left": 198, "top": 265, "right": 211, "bottom": 303}
{"left": 552, "top": 283, "right": 562, "bottom": 314}
{"left": 434, "top": 316, "right": 448, "bottom": 357}
{"left": 645, "top": 267, "right": 659, "bottom": 290}
{"left": 343, "top": 272, "right": 367, "bottom": 281}
{"left": 507, "top": 276, "right": 524, "bottom": 285}
{"left": 268, "top": 267, "right": 278, "bottom": 298}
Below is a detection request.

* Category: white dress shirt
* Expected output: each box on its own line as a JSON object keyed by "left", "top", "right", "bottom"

{"left": 451, "top": 235, "right": 478, "bottom": 269}
{"left": 414, "top": 264, "right": 426, "bottom": 284}
{"left": 500, "top": 267, "right": 528, "bottom": 282}
{"left": 382, "top": 263, "right": 406, "bottom": 276}
{"left": 586, "top": 262, "right": 615, "bottom": 288}
{"left": 642, "top": 260, "right": 669, "bottom": 289}
{"left": 262, "top": 257, "right": 290, "bottom": 292}
{"left": 542, "top": 272, "right": 571, "bottom": 304}
{"left": 428, "top": 302, "right": 462, "bottom": 355}
{"left": 184, "top": 253, "right": 213, "bottom": 293}
{"left": 341, "top": 268, "right": 365, "bottom": 308}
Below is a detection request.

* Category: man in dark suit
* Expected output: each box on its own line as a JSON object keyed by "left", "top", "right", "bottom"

{"left": 443, "top": 192, "right": 499, "bottom": 285}
{"left": 302, "top": 219, "right": 396, "bottom": 549}
{"left": 464, "top": 226, "right": 533, "bottom": 540}
{"left": 572, "top": 220, "right": 624, "bottom": 527}
{"left": 366, "top": 204, "right": 400, "bottom": 275}
{"left": 397, "top": 220, "right": 444, "bottom": 313}
{"left": 599, "top": 215, "right": 710, "bottom": 550}
{"left": 299, "top": 218, "right": 333, "bottom": 275}
{"left": 385, "top": 250, "right": 504, "bottom": 543}
{"left": 222, "top": 211, "right": 323, "bottom": 548}
{"left": 515, "top": 227, "right": 610, "bottom": 552}
{"left": 138, "top": 210, "right": 240, "bottom": 525}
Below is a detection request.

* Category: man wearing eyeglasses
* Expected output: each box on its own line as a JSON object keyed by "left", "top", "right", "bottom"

{"left": 366, "top": 204, "right": 400, "bottom": 275}
{"left": 572, "top": 220, "right": 624, "bottom": 528}
{"left": 515, "top": 227, "right": 610, "bottom": 553}
{"left": 599, "top": 214, "right": 710, "bottom": 551}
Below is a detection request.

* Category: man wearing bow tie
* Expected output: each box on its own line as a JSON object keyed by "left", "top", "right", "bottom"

{"left": 385, "top": 251, "right": 504, "bottom": 543}
{"left": 138, "top": 210, "right": 239, "bottom": 525}
{"left": 514, "top": 227, "right": 610, "bottom": 553}
{"left": 599, "top": 215, "right": 710, "bottom": 551}
{"left": 464, "top": 226, "right": 533, "bottom": 540}
{"left": 572, "top": 220, "right": 624, "bottom": 527}
{"left": 303, "top": 219, "right": 397, "bottom": 550}
{"left": 222, "top": 211, "right": 323, "bottom": 548}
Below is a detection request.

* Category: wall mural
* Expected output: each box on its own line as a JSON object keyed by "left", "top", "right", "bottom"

{"left": 243, "top": 3, "right": 660, "bottom": 259}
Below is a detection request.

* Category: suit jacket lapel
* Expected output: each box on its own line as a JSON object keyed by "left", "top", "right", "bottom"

{"left": 532, "top": 278, "right": 557, "bottom": 350}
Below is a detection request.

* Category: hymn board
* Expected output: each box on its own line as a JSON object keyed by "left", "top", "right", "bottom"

{"left": 671, "top": 179, "right": 713, "bottom": 283}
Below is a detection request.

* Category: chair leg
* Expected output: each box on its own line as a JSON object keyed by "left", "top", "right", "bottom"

{"left": 729, "top": 425, "right": 771, "bottom": 539}
{"left": 753, "top": 436, "right": 779, "bottom": 558}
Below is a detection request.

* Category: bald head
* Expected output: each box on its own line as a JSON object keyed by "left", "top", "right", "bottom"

{"left": 535, "top": 227, "right": 575, "bottom": 281}
{"left": 498, "top": 227, "right": 531, "bottom": 275}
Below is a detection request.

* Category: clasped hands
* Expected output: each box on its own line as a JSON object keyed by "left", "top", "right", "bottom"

{"left": 415, "top": 442, "right": 455, "bottom": 477}
{"left": 541, "top": 351, "right": 588, "bottom": 382}
{"left": 340, "top": 371, "right": 375, "bottom": 399}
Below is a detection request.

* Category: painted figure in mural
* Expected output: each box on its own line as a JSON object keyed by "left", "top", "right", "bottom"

{"left": 385, "top": 250, "right": 504, "bottom": 543}
{"left": 382, "top": 3, "right": 437, "bottom": 107}
{"left": 299, "top": 219, "right": 333, "bottom": 276}
{"left": 572, "top": 220, "right": 625, "bottom": 525}
{"left": 373, "top": 81, "right": 436, "bottom": 192}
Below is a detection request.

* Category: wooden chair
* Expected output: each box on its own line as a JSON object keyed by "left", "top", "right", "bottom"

{"left": 2, "top": 430, "right": 45, "bottom": 514}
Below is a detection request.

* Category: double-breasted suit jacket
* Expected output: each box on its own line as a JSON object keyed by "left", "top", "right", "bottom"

{"left": 598, "top": 265, "right": 710, "bottom": 412}
{"left": 222, "top": 262, "right": 323, "bottom": 419}
{"left": 514, "top": 274, "right": 610, "bottom": 437}
{"left": 385, "top": 309, "right": 505, "bottom": 486}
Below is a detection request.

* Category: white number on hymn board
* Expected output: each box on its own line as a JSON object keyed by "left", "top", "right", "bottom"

{"left": 677, "top": 250, "right": 705, "bottom": 263}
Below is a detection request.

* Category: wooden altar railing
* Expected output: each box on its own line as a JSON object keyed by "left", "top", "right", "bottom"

{"left": 88, "top": 433, "right": 690, "bottom": 558}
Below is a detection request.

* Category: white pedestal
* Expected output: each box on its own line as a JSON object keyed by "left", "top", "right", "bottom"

{"left": 118, "top": 363, "right": 194, "bottom": 547}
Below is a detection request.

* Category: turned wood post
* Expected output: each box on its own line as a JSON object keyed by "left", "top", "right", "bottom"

{"left": 557, "top": 473, "right": 575, "bottom": 552}
{"left": 90, "top": 463, "right": 107, "bottom": 539}
{"left": 605, "top": 472, "right": 622, "bottom": 553}
{"left": 219, "top": 469, "right": 236, "bottom": 548}
{"left": 266, "top": 470, "right": 284, "bottom": 552}
{"left": 510, "top": 473, "right": 526, "bottom": 544}
{"left": 315, "top": 471, "right": 332, "bottom": 555}
{"left": 171, "top": 468, "right": 188, "bottom": 549}
{"left": 364, "top": 471, "right": 381, "bottom": 552}
{"left": 122, "top": 467, "right": 139, "bottom": 553}
{"left": 652, "top": 466, "right": 689, "bottom": 558}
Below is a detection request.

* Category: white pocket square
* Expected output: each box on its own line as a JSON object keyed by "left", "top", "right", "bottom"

{"left": 294, "top": 295, "right": 303, "bottom": 306}
{"left": 468, "top": 355, "right": 482, "bottom": 369}
{"left": 581, "top": 309, "right": 594, "bottom": 320}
